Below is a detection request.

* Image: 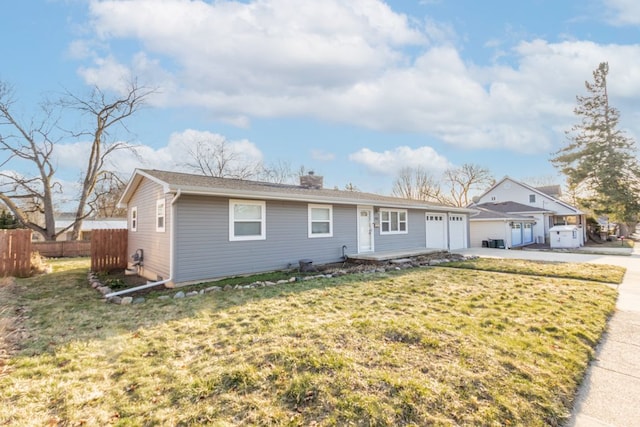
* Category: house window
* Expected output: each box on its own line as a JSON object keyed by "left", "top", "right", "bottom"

{"left": 308, "top": 204, "right": 333, "bottom": 238}
{"left": 229, "top": 199, "right": 266, "bottom": 241}
{"left": 156, "top": 199, "right": 165, "bottom": 232}
{"left": 529, "top": 194, "right": 536, "bottom": 203}
{"left": 131, "top": 207, "right": 137, "bottom": 232}
{"left": 380, "top": 209, "right": 407, "bottom": 234}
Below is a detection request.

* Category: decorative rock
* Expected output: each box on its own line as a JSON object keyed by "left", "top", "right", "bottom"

{"left": 223, "top": 285, "right": 232, "bottom": 291}
{"left": 174, "top": 291, "right": 185, "bottom": 299}
{"left": 98, "top": 286, "right": 112, "bottom": 295}
{"left": 108, "top": 296, "right": 122, "bottom": 304}
{"left": 133, "top": 297, "right": 145, "bottom": 304}
{"left": 199, "top": 289, "right": 205, "bottom": 294}
{"left": 205, "top": 286, "right": 222, "bottom": 292}
{"left": 289, "top": 277, "right": 296, "bottom": 282}
{"left": 91, "top": 281, "right": 101, "bottom": 289}
{"left": 121, "top": 297, "right": 133, "bottom": 305}
{"left": 276, "top": 279, "right": 289, "bottom": 285}
{"left": 158, "top": 295, "right": 171, "bottom": 300}
{"left": 186, "top": 291, "right": 199, "bottom": 297}
{"left": 265, "top": 281, "right": 276, "bottom": 286}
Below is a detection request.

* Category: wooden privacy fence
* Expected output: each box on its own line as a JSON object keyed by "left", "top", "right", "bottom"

{"left": 33, "top": 241, "right": 92, "bottom": 258}
{"left": 0, "top": 229, "right": 32, "bottom": 278}
{"left": 91, "top": 229, "right": 128, "bottom": 272}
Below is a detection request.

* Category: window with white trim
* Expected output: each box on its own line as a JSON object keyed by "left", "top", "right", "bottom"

{"left": 229, "top": 199, "right": 266, "bottom": 241}
{"left": 308, "top": 204, "right": 333, "bottom": 238}
{"left": 131, "top": 207, "right": 137, "bottom": 232}
{"left": 156, "top": 199, "right": 166, "bottom": 232}
{"left": 380, "top": 209, "right": 407, "bottom": 234}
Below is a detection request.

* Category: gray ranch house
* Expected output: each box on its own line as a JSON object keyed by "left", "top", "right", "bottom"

{"left": 118, "top": 169, "right": 473, "bottom": 287}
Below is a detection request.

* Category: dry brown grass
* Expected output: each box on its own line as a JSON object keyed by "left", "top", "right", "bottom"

{"left": 0, "top": 258, "right": 619, "bottom": 426}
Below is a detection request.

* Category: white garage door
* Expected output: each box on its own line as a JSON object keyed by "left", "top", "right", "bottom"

{"left": 426, "top": 213, "right": 447, "bottom": 249}
{"left": 449, "top": 214, "right": 467, "bottom": 250}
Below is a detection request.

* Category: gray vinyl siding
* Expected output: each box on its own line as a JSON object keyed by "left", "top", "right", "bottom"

{"left": 173, "top": 196, "right": 357, "bottom": 283}
{"left": 374, "top": 209, "right": 427, "bottom": 252}
{"left": 127, "top": 179, "right": 171, "bottom": 280}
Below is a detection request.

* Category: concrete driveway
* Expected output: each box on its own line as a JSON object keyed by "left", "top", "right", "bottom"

{"left": 453, "top": 247, "right": 640, "bottom": 426}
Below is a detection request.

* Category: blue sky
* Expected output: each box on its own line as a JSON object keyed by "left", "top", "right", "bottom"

{"left": 2, "top": 0, "right": 640, "bottom": 202}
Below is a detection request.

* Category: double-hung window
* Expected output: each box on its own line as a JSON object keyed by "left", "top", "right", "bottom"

{"left": 131, "top": 207, "right": 138, "bottom": 232}
{"left": 308, "top": 204, "right": 333, "bottom": 238}
{"left": 230, "top": 199, "right": 266, "bottom": 241}
{"left": 380, "top": 209, "right": 407, "bottom": 234}
{"left": 156, "top": 200, "right": 165, "bottom": 232}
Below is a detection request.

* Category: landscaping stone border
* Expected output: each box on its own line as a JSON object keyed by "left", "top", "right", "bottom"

{"left": 88, "top": 252, "right": 475, "bottom": 305}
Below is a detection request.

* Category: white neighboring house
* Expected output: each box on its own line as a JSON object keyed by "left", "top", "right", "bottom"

{"left": 469, "top": 177, "right": 587, "bottom": 248}
{"left": 50, "top": 218, "right": 127, "bottom": 241}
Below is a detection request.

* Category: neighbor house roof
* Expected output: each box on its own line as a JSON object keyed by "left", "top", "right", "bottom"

{"left": 476, "top": 176, "right": 583, "bottom": 214}
{"left": 473, "top": 201, "right": 552, "bottom": 214}
{"left": 119, "top": 169, "right": 474, "bottom": 213}
{"left": 470, "top": 204, "right": 538, "bottom": 222}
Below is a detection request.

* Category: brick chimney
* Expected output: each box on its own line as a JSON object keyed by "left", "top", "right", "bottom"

{"left": 300, "top": 171, "right": 323, "bottom": 189}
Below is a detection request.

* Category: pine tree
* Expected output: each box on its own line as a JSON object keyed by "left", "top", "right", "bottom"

{"left": 551, "top": 62, "right": 640, "bottom": 228}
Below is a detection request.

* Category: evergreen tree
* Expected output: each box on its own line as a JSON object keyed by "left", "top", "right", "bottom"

{"left": 0, "top": 209, "right": 20, "bottom": 229}
{"left": 551, "top": 62, "right": 640, "bottom": 228}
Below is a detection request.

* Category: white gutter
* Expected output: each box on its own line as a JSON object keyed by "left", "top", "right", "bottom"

{"left": 104, "top": 190, "right": 182, "bottom": 300}
{"left": 104, "top": 278, "right": 172, "bottom": 299}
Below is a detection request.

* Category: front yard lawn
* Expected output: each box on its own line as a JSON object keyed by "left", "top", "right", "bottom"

{"left": 0, "top": 258, "right": 618, "bottom": 426}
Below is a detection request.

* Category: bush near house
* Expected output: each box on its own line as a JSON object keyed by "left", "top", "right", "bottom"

{"left": 0, "top": 258, "right": 618, "bottom": 426}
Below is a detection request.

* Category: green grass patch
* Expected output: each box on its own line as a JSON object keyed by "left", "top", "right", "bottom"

{"left": 0, "top": 258, "right": 618, "bottom": 426}
{"left": 444, "top": 257, "right": 625, "bottom": 284}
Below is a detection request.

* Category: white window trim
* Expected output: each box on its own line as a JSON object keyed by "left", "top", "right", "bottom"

{"left": 131, "top": 206, "right": 137, "bottom": 232}
{"left": 156, "top": 199, "right": 166, "bottom": 232}
{"left": 380, "top": 208, "right": 408, "bottom": 235}
{"left": 308, "top": 204, "right": 333, "bottom": 238}
{"left": 229, "top": 199, "right": 266, "bottom": 241}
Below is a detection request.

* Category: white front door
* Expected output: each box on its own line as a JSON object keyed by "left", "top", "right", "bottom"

{"left": 358, "top": 208, "right": 374, "bottom": 252}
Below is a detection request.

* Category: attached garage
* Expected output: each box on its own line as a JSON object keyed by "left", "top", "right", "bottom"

{"left": 448, "top": 214, "right": 467, "bottom": 250}
{"left": 425, "top": 213, "right": 447, "bottom": 249}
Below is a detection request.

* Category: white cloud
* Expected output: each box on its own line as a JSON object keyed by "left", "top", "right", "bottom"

{"left": 76, "top": 0, "right": 640, "bottom": 155}
{"left": 603, "top": 0, "right": 640, "bottom": 25}
{"left": 349, "top": 146, "right": 452, "bottom": 176}
{"left": 53, "top": 130, "right": 264, "bottom": 181}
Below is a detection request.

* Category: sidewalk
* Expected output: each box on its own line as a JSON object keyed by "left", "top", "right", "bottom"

{"left": 454, "top": 247, "right": 640, "bottom": 426}
{"left": 567, "top": 247, "right": 640, "bottom": 427}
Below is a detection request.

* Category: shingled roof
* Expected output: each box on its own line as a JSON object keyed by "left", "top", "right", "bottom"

{"left": 119, "top": 169, "right": 474, "bottom": 213}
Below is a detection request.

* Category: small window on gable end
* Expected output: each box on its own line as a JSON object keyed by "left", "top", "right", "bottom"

{"left": 529, "top": 194, "right": 536, "bottom": 203}
{"left": 156, "top": 199, "right": 166, "bottom": 232}
{"left": 131, "top": 207, "right": 137, "bottom": 232}
{"left": 308, "top": 204, "right": 333, "bottom": 238}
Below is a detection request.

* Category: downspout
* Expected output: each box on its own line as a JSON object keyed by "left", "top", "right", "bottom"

{"left": 105, "top": 190, "right": 181, "bottom": 299}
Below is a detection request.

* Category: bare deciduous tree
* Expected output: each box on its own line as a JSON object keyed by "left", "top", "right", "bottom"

{"left": 392, "top": 164, "right": 494, "bottom": 206}
{"left": 0, "top": 80, "right": 153, "bottom": 240}
{"left": 443, "top": 164, "right": 495, "bottom": 207}
{"left": 181, "top": 138, "right": 261, "bottom": 179}
{"left": 392, "top": 167, "right": 444, "bottom": 202}
{"left": 91, "top": 171, "right": 127, "bottom": 218}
